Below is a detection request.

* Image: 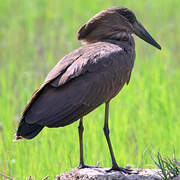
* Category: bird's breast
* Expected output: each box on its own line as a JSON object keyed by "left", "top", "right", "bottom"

{"left": 101, "top": 49, "right": 135, "bottom": 101}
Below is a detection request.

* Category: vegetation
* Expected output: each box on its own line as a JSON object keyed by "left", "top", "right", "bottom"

{"left": 152, "top": 152, "right": 180, "bottom": 179}
{"left": 0, "top": 0, "right": 180, "bottom": 179}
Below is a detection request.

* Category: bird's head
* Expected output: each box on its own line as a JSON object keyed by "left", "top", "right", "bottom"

{"left": 78, "top": 7, "right": 161, "bottom": 50}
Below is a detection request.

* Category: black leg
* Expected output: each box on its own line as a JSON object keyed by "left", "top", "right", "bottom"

{"left": 78, "top": 117, "right": 85, "bottom": 168}
{"left": 78, "top": 117, "right": 99, "bottom": 169}
{"left": 103, "top": 102, "right": 132, "bottom": 174}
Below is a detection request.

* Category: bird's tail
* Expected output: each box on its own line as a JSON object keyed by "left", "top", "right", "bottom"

{"left": 14, "top": 117, "right": 44, "bottom": 141}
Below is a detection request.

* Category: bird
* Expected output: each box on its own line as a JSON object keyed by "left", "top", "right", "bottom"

{"left": 14, "top": 6, "right": 161, "bottom": 173}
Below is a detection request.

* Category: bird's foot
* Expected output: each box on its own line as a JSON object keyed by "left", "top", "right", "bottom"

{"left": 106, "top": 165, "right": 133, "bottom": 174}
{"left": 78, "top": 163, "right": 99, "bottom": 169}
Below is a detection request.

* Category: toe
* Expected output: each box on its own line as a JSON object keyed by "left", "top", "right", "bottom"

{"left": 106, "top": 166, "right": 132, "bottom": 174}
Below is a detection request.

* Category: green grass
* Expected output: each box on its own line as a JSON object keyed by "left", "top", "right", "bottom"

{"left": 152, "top": 151, "right": 180, "bottom": 179}
{"left": 0, "top": 0, "right": 180, "bottom": 179}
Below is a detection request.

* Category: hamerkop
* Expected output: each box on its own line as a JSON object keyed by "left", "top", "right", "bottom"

{"left": 15, "top": 7, "right": 161, "bottom": 173}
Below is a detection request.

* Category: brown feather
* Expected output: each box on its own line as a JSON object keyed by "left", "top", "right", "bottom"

{"left": 23, "top": 40, "right": 135, "bottom": 127}
{"left": 77, "top": 7, "right": 135, "bottom": 44}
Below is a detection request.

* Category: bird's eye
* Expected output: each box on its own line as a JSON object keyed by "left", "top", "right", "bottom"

{"left": 121, "top": 12, "right": 132, "bottom": 20}
{"left": 120, "top": 10, "right": 135, "bottom": 22}
{"left": 123, "top": 14, "right": 132, "bottom": 20}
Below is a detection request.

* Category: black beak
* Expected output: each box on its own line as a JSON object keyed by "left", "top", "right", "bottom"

{"left": 134, "top": 21, "right": 161, "bottom": 50}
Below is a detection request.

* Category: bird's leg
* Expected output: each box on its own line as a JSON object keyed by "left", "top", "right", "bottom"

{"left": 78, "top": 117, "right": 86, "bottom": 168}
{"left": 78, "top": 117, "right": 99, "bottom": 169}
{"left": 104, "top": 102, "right": 132, "bottom": 174}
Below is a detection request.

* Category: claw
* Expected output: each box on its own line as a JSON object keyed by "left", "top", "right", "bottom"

{"left": 106, "top": 166, "right": 133, "bottom": 174}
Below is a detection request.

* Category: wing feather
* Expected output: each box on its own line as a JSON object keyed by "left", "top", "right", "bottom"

{"left": 22, "top": 41, "right": 135, "bottom": 128}
{"left": 22, "top": 48, "right": 84, "bottom": 115}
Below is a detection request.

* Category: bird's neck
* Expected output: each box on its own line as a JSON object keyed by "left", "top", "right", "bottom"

{"left": 109, "top": 31, "right": 135, "bottom": 47}
{"left": 80, "top": 31, "right": 135, "bottom": 48}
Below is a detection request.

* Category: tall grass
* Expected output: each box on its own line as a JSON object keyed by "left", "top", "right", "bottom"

{"left": 0, "top": 0, "right": 180, "bottom": 179}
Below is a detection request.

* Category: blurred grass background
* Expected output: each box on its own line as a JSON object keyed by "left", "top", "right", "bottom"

{"left": 0, "top": 0, "right": 180, "bottom": 179}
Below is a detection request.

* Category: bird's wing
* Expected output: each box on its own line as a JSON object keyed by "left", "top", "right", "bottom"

{"left": 44, "top": 48, "right": 84, "bottom": 84}
{"left": 23, "top": 42, "right": 134, "bottom": 127}
{"left": 49, "top": 42, "right": 134, "bottom": 87}
{"left": 22, "top": 47, "right": 84, "bottom": 115}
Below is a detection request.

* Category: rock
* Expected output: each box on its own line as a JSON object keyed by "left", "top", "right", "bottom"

{"left": 173, "top": 175, "right": 180, "bottom": 180}
{"left": 56, "top": 168, "right": 167, "bottom": 180}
